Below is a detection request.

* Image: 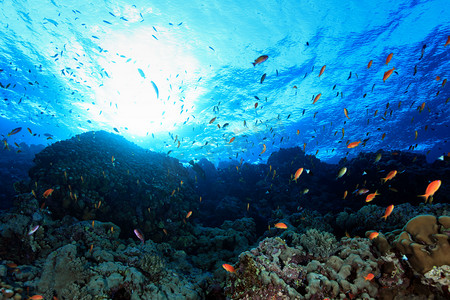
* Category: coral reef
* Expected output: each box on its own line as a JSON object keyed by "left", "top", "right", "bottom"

{"left": 393, "top": 215, "right": 450, "bottom": 274}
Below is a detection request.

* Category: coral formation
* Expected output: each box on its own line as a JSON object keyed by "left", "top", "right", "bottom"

{"left": 393, "top": 215, "right": 450, "bottom": 274}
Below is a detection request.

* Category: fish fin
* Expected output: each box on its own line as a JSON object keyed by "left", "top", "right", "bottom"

{"left": 417, "top": 194, "right": 428, "bottom": 203}
{"left": 252, "top": 62, "right": 256, "bottom": 67}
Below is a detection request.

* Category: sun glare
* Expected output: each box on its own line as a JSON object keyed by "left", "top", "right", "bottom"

{"left": 89, "top": 27, "right": 200, "bottom": 136}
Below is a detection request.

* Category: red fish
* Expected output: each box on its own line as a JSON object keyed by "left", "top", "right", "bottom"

{"left": 365, "top": 191, "right": 380, "bottom": 202}
{"left": 228, "top": 137, "right": 235, "bottom": 144}
{"left": 313, "top": 93, "right": 322, "bottom": 104}
{"left": 383, "top": 67, "right": 395, "bottom": 82}
{"left": 347, "top": 141, "right": 361, "bottom": 149}
{"left": 133, "top": 229, "right": 144, "bottom": 245}
{"left": 252, "top": 55, "right": 268, "bottom": 66}
{"left": 382, "top": 204, "right": 394, "bottom": 220}
{"left": 260, "top": 144, "right": 266, "bottom": 155}
{"left": 369, "top": 232, "right": 379, "bottom": 240}
{"left": 319, "top": 65, "right": 326, "bottom": 77}
{"left": 418, "top": 180, "right": 441, "bottom": 203}
{"left": 381, "top": 170, "right": 397, "bottom": 183}
{"left": 445, "top": 36, "right": 450, "bottom": 47}
{"left": 222, "top": 263, "right": 235, "bottom": 273}
{"left": 367, "top": 60, "right": 373, "bottom": 69}
{"left": 385, "top": 53, "right": 393, "bottom": 65}
{"left": 294, "top": 168, "right": 304, "bottom": 182}
{"left": 43, "top": 188, "right": 54, "bottom": 198}
{"left": 274, "top": 222, "right": 288, "bottom": 229}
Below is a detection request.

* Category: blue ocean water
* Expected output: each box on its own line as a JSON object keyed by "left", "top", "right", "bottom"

{"left": 1, "top": 0, "right": 449, "bottom": 166}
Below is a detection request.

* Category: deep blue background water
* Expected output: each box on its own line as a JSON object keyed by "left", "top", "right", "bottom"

{"left": 1, "top": 0, "right": 449, "bottom": 166}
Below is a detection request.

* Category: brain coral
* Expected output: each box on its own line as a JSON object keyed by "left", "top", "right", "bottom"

{"left": 394, "top": 215, "right": 450, "bottom": 274}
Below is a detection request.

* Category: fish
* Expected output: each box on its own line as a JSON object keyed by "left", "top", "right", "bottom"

{"left": 8, "top": 127, "right": 22, "bottom": 136}
{"left": 260, "top": 73, "right": 266, "bottom": 84}
{"left": 186, "top": 211, "right": 193, "bottom": 219}
{"left": 255, "top": 102, "right": 258, "bottom": 109}
{"left": 383, "top": 67, "right": 395, "bottom": 82}
{"left": 29, "top": 296, "right": 44, "bottom": 300}
{"left": 151, "top": 81, "right": 159, "bottom": 99}
{"left": 313, "top": 93, "right": 322, "bottom": 104}
{"left": 133, "top": 229, "right": 145, "bottom": 245}
{"left": 228, "top": 137, "right": 235, "bottom": 144}
{"left": 368, "top": 232, "right": 379, "bottom": 240}
{"left": 445, "top": 36, "right": 450, "bottom": 47}
{"left": 356, "top": 188, "right": 370, "bottom": 195}
{"left": 294, "top": 168, "right": 304, "bottom": 182}
{"left": 222, "top": 263, "right": 235, "bottom": 273}
{"left": 274, "top": 222, "right": 288, "bottom": 229}
{"left": 337, "top": 167, "right": 347, "bottom": 179}
{"left": 28, "top": 225, "right": 40, "bottom": 235}
{"left": 344, "top": 108, "right": 350, "bottom": 119}
{"left": 113, "top": 127, "right": 119, "bottom": 133}
{"left": 260, "top": 144, "right": 266, "bottom": 155}
{"left": 43, "top": 188, "right": 54, "bottom": 198}
{"left": 415, "top": 130, "right": 418, "bottom": 140}
{"left": 27, "top": 127, "right": 33, "bottom": 134}
{"left": 418, "top": 180, "right": 441, "bottom": 203}
{"left": 364, "top": 273, "right": 375, "bottom": 281}
{"left": 374, "top": 153, "right": 382, "bottom": 163}
{"left": 347, "top": 141, "right": 361, "bottom": 149}
{"left": 252, "top": 55, "right": 268, "bottom": 66}
{"left": 382, "top": 204, "right": 394, "bottom": 220}
{"left": 365, "top": 191, "right": 380, "bottom": 202}
{"left": 385, "top": 53, "right": 393, "bottom": 65}
{"left": 343, "top": 190, "right": 348, "bottom": 199}
{"left": 367, "top": 60, "right": 373, "bottom": 68}
{"left": 319, "top": 65, "right": 326, "bottom": 77}
{"left": 209, "top": 117, "right": 216, "bottom": 124}
{"left": 381, "top": 170, "right": 397, "bottom": 183}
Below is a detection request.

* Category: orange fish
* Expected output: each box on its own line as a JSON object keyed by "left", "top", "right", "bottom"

{"left": 29, "top": 296, "right": 44, "bottom": 300}
{"left": 344, "top": 108, "right": 350, "bottom": 119}
{"left": 445, "top": 35, "right": 450, "bottom": 47}
{"left": 313, "top": 93, "right": 322, "bottom": 104}
{"left": 296, "top": 129, "right": 300, "bottom": 135}
{"left": 294, "top": 168, "right": 304, "bottom": 182}
{"left": 383, "top": 67, "right": 395, "bottom": 82}
{"left": 418, "top": 180, "right": 441, "bottom": 203}
{"left": 43, "top": 188, "right": 54, "bottom": 198}
{"left": 364, "top": 273, "right": 375, "bottom": 281}
{"left": 367, "top": 60, "right": 373, "bottom": 69}
{"left": 134, "top": 229, "right": 145, "bottom": 244}
{"left": 92, "top": 220, "right": 95, "bottom": 228}
{"left": 228, "top": 137, "right": 235, "bottom": 144}
{"left": 186, "top": 211, "right": 193, "bottom": 219}
{"left": 319, "top": 65, "right": 326, "bottom": 77}
{"left": 385, "top": 53, "right": 393, "bottom": 65}
{"left": 274, "top": 222, "right": 288, "bottom": 229}
{"left": 260, "top": 144, "right": 266, "bottom": 155}
{"left": 222, "top": 263, "right": 235, "bottom": 273}
{"left": 347, "top": 141, "right": 361, "bottom": 149}
{"left": 369, "top": 232, "right": 379, "bottom": 240}
{"left": 209, "top": 117, "right": 216, "bottom": 124}
{"left": 381, "top": 170, "right": 397, "bottom": 183}
{"left": 382, "top": 204, "right": 394, "bottom": 220}
{"left": 442, "top": 79, "right": 447, "bottom": 87}
{"left": 252, "top": 55, "right": 268, "bottom": 66}
{"left": 365, "top": 191, "right": 380, "bottom": 202}
{"left": 343, "top": 190, "right": 348, "bottom": 199}
{"left": 436, "top": 76, "right": 441, "bottom": 81}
